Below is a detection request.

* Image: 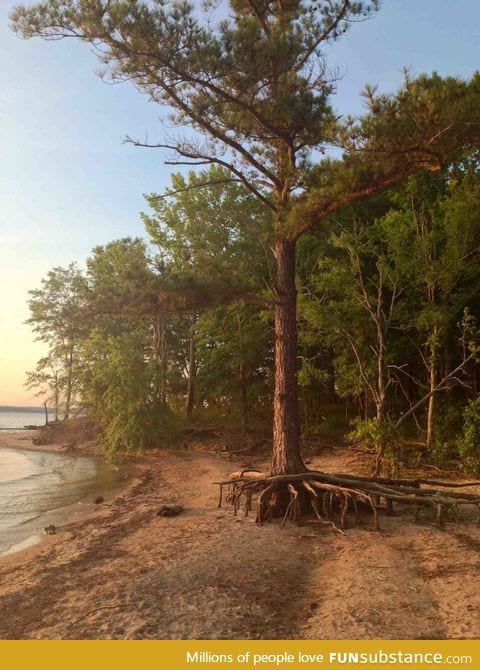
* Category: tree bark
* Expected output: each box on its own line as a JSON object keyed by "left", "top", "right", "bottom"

{"left": 236, "top": 310, "right": 249, "bottom": 433}
{"left": 239, "top": 360, "right": 248, "bottom": 433}
{"left": 426, "top": 363, "right": 435, "bottom": 449}
{"left": 270, "top": 239, "right": 306, "bottom": 475}
{"left": 54, "top": 370, "right": 59, "bottom": 422}
{"left": 64, "top": 347, "right": 73, "bottom": 421}
{"left": 185, "top": 317, "right": 196, "bottom": 419}
{"left": 426, "top": 324, "right": 439, "bottom": 449}
{"left": 153, "top": 315, "right": 168, "bottom": 405}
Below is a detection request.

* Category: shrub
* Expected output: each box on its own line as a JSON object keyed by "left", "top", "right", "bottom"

{"left": 456, "top": 397, "right": 480, "bottom": 475}
{"left": 349, "top": 417, "right": 400, "bottom": 475}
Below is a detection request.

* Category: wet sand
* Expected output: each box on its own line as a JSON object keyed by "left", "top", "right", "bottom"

{"left": 0, "top": 430, "right": 131, "bottom": 557}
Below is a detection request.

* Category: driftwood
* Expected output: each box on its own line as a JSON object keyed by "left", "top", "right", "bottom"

{"left": 215, "top": 470, "right": 480, "bottom": 530}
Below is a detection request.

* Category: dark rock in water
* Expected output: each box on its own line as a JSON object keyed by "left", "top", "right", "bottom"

{"left": 94, "top": 496, "right": 105, "bottom": 505}
{"left": 43, "top": 524, "right": 57, "bottom": 535}
{"left": 156, "top": 504, "right": 184, "bottom": 517}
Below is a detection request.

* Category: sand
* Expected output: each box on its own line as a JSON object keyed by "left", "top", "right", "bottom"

{"left": 0, "top": 430, "right": 62, "bottom": 454}
{"left": 0, "top": 438, "right": 480, "bottom": 639}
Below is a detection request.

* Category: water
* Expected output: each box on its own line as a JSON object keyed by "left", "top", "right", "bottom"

{"left": 0, "top": 447, "right": 129, "bottom": 556}
{"left": 0, "top": 408, "right": 54, "bottom": 431}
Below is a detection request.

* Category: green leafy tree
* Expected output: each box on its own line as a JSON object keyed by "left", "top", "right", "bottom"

{"left": 26, "top": 263, "right": 87, "bottom": 419}
{"left": 25, "top": 353, "right": 61, "bottom": 421}
{"left": 300, "top": 165, "right": 480, "bottom": 471}
{"left": 80, "top": 238, "right": 178, "bottom": 450}
{"left": 81, "top": 327, "right": 176, "bottom": 455}
{"left": 143, "top": 167, "right": 272, "bottom": 421}
{"left": 379, "top": 168, "right": 480, "bottom": 447}
{"left": 195, "top": 304, "right": 273, "bottom": 430}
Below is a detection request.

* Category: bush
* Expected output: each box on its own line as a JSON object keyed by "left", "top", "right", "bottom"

{"left": 82, "top": 329, "right": 178, "bottom": 456}
{"left": 349, "top": 417, "right": 400, "bottom": 475}
{"left": 456, "top": 397, "right": 480, "bottom": 475}
{"left": 429, "top": 399, "right": 463, "bottom": 466}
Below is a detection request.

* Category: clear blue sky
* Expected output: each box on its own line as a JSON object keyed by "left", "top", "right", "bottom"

{"left": 1, "top": 0, "right": 479, "bottom": 404}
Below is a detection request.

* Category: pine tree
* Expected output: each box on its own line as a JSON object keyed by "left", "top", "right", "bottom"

{"left": 12, "top": 2, "right": 480, "bottom": 517}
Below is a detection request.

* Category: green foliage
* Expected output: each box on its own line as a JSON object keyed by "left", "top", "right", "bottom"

{"left": 82, "top": 329, "right": 177, "bottom": 456}
{"left": 349, "top": 417, "right": 400, "bottom": 474}
{"left": 416, "top": 503, "right": 458, "bottom": 523}
{"left": 26, "top": 263, "right": 88, "bottom": 417}
{"left": 456, "top": 398, "right": 480, "bottom": 476}
{"left": 25, "top": 354, "right": 61, "bottom": 420}
{"left": 143, "top": 167, "right": 271, "bottom": 286}
{"left": 143, "top": 167, "right": 274, "bottom": 423}
{"left": 429, "top": 399, "right": 464, "bottom": 466}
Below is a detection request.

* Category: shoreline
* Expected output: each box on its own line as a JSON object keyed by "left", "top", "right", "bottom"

{"left": 0, "top": 429, "right": 99, "bottom": 456}
{"left": 0, "top": 429, "right": 140, "bottom": 563}
{"left": 0, "top": 468, "right": 144, "bottom": 568}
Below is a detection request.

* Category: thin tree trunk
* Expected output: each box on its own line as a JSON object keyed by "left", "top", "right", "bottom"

{"left": 376, "top": 319, "right": 386, "bottom": 423}
{"left": 239, "top": 360, "right": 248, "bottom": 433}
{"left": 327, "top": 356, "right": 336, "bottom": 405}
{"left": 236, "top": 310, "right": 249, "bottom": 433}
{"left": 426, "top": 363, "right": 436, "bottom": 449}
{"left": 270, "top": 238, "right": 305, "bottom": 476}
{"left": 153, "top": 316, "right": 168, "bottom": 405}
{"left": 64, "top": 348, "right": 73, "bottom": 421}
{"left": 185, "top": 317, "right": 196, "bottom": 420}
{"left": 54, "top": 371, "right": 59, "bottom": 422}
{"left": 160, "top": 347, "right": 168, "bottom": 406}
{"left": 44, "top": 401, "right": 49, "bottom": 426}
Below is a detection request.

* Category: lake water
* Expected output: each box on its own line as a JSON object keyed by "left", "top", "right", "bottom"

{"left": 0, "top": 409, "right": 54, "bottom": 431}
{"left": 0, "top": 447, "right": 129, "bottom": 556}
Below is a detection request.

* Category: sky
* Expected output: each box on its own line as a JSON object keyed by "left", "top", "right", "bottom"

{"left": 1, "top": 0, "right": 479, "bottom": 406}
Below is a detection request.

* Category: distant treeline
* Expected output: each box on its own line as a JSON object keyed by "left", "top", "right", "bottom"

{"left": 0, "top": 406, "right": 51, "bottom": 414}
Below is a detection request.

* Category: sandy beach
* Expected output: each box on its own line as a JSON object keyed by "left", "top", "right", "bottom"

{"left": 1, "top": 433, "right": 480, "bottom": 640}
{"left": 0, "top": 425, "right": 99, "bottom": 455}
{"left": 0, "top": 430, "right": 62, "bottom": 454}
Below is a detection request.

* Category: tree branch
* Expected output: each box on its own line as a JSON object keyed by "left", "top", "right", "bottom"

{"left": 395, "top": 351, "right": 476, "bottom": 428}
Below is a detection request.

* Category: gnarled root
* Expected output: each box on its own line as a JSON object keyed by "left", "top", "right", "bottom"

{"left": 215, "top": 470, "right": 480, "bottom": 531}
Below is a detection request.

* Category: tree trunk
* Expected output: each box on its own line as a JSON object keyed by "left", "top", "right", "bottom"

{"left": 153, "top": 315, "right": 168, "bottom": 405}
{"left": 54, "top": 371, "right": 59, "bottom": 422}
{"left": 64, "top": 348, "right": 73, "bottom": 421}
{"left": 236, "top": 310, "right": 249, "bottom": 433}
{"left": 185, "top": 318, "right": 196, "bottom": 419}
{"left": 327, "top": 356, "right": 336, "bottom": 405}
{"left": 270, "top": 239, "right": 305, "bottom": 476}
{"left": 426, "top": 325, "right": 439, "bottom": 449}
{"left": 239, "top": 360, "right": 248, "bottom": 433}
{"left": 375, "top": 322, "right": 386, "bottom": 423}
{"left": 426, "top": 361, "right": 435, "bottom": 449}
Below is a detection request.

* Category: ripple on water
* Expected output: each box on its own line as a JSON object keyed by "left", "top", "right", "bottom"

{"left": 0, "top": 448, "right": 129, "bottom": 556}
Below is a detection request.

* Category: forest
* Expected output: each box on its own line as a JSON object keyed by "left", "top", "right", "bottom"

{"left": 13, "top": 1, "right": 480, "bottom": 523}
{"left": 26, "top": 161, "right": 480, "bottom": 471}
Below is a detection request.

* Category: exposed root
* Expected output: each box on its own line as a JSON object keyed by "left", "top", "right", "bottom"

{"left": 215, "top": 470, "right": 480, "bottom": 531}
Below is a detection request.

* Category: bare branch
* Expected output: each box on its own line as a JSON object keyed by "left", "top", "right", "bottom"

{"left": 125, "top": 136, "right": 276, "bottom": 211}
{"left": 395, "top": 351, "right": 476, "bottom": 429}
